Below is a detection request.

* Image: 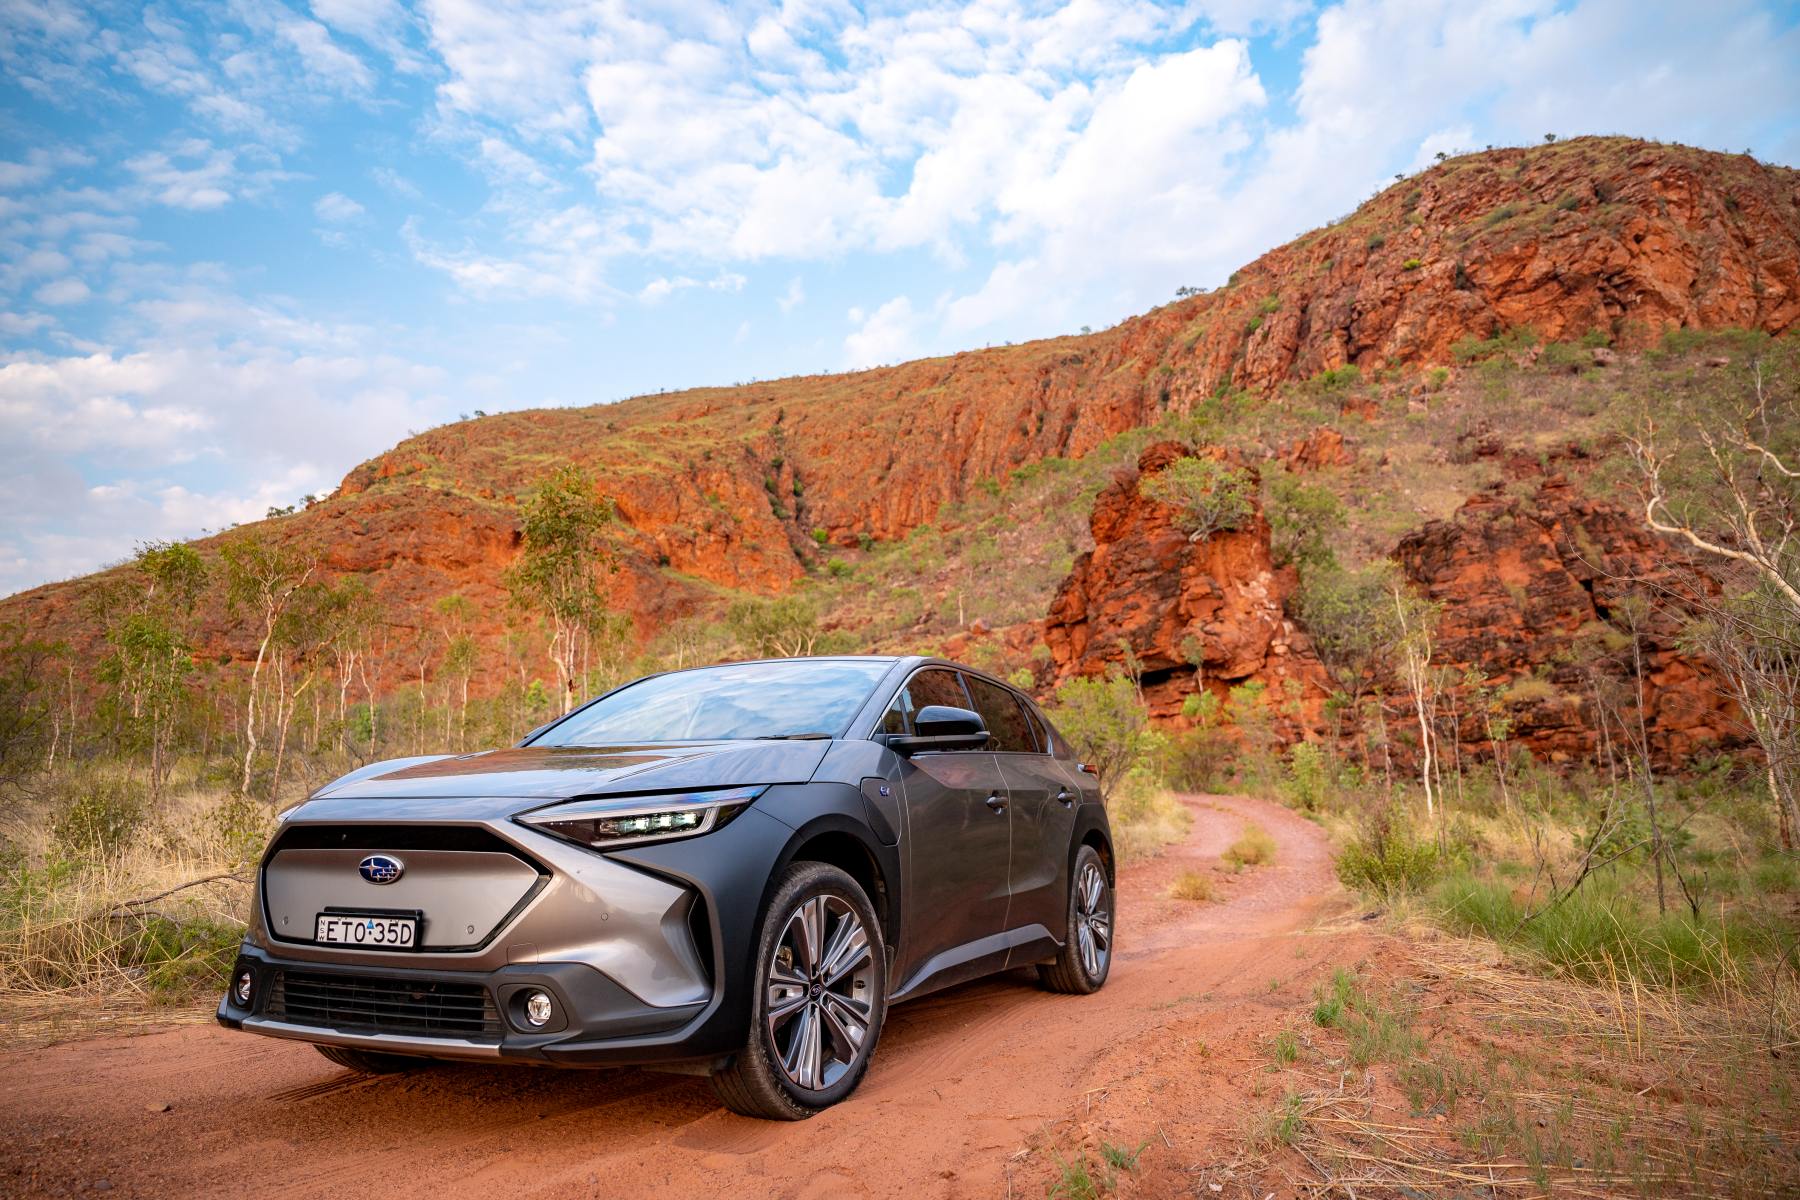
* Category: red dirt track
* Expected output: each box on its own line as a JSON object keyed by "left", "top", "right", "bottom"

{"left": 1, "top": 795, "right": 1362, "bottom": 1199}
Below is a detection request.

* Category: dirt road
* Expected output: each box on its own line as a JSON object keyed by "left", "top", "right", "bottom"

{"left": 1, "top": 795, "right": 1367, "bottom": 1199}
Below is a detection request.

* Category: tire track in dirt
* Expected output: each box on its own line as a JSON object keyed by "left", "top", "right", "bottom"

{"left": 0, "top": 793, "right": 1356, "bottom": 1200}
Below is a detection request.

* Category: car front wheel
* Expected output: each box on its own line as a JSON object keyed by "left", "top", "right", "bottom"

{"left": 1039, "top": 844, "right": 1112, "bottom": 994}
{"left": 711, "top": 861, "right": 886, "bottom": 1120}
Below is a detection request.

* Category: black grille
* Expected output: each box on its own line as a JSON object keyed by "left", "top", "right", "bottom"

{"left": 268, "top": 970, "right": 502, "bottom": 1039}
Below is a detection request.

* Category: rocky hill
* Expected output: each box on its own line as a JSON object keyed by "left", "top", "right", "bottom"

{"left": 4, "top": 137, "right": 1797, "bottom": 764}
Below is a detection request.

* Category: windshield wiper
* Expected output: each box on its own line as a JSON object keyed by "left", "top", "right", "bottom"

{"left": 752, "top": 732, "right": 833, "bottom": 740}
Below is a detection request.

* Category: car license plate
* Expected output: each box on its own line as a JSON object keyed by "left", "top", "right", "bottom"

{"left": 315, "top": 913, "right": 418, "bottom": 948}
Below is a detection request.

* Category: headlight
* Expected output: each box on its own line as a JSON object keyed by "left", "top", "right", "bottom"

{"left": 516, "top": 786, "right": 766, "bottom": 849}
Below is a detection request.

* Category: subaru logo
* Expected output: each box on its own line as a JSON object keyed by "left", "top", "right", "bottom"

{"left": 359, "top": 854, "right": 404, "bottom": 885}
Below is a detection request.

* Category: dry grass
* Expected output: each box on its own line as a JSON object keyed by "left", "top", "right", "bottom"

{"left": 1223, "top": 822, "right": 1277, "bottom": 869}
{"left": 1276, "top": 929, "right": 1800, "bottom": 1198}
{"left": 0, "top": 776, "right": 267, "bottom": 1043}
{"left": 1111, "top": 775, "right": 1193, "bottom": 863}
{"left": 1169, "top": 869, "right": 1216, "bottom": 902}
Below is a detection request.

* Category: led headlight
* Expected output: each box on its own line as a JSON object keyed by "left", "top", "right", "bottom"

{"left": 517, "top": 785, "right": 766, "bottom": 849}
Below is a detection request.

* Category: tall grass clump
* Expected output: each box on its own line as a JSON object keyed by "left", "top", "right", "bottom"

{"left": 1430, "top": 869, "right": 1791, "bottom": 990}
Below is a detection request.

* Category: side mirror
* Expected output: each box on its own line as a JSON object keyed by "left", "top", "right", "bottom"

{"left": 888, "top": 705, "right": 990, "bottom": 754}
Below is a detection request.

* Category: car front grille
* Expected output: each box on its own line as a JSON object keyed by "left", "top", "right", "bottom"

{"left": 267, "top": 970, "right": 502, "bottom": 1040}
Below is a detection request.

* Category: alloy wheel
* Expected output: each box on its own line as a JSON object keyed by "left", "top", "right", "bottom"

{"left": 765, "top": 894, "right": 876, "bottom": 1091}
{"left": 1075, "top": 860, "right": 1111, "bottom": 979}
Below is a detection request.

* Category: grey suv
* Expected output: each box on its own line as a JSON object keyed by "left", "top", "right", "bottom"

{"left": 218, "top": 656, "right": 1114, "bottom": 1119}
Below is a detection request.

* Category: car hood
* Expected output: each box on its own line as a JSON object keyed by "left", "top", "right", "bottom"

{"left": 304, "top": 741, "right": 830, "bottom": 816}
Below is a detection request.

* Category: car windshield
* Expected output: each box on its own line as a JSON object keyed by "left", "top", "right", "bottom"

{"left": 532, "top": 658, "right": 894, "bottom": 745}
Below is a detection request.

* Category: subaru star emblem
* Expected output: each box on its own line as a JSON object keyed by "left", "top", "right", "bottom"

{"left": 359, "top": 854, "right": 405, "bottom": 885}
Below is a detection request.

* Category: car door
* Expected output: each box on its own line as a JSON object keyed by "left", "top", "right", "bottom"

{"left": 962, "top": 675, "right": 1078, "bottom": 945}
{"left": 884, "top": 667, "right": 1013, "bottom": 994}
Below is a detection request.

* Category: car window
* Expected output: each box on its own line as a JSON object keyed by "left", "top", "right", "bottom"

{"left": 962, "top": 674, "right": 1034, "bottom": 754}
{"left": 1022, "top": 704, "right": 1049, "bottom": 754}
{"left": 534, "top": 658, "right": 892, "bottom": 744}
{"left": 879, "top": 668, "right": 971, "bottom": 737}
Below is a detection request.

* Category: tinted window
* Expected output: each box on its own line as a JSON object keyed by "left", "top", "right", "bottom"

{"left": 879, "top": 668, "right": 971, "bottom": 736}
{"left": 963, "top": 675, "right": 1034, "bottom": 753}
{"left": 535, "top": 659, "right": 892, "bottom": 744}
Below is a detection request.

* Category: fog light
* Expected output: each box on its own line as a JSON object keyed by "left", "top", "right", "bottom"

{"left": 233, "top": 970, "right": 254, "bottom": 1005}
{"left": 524, "top": 990, "right": 554, "bottom": 1028}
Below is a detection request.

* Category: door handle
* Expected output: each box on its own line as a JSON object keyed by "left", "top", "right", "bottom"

{"left": 1055, "top": 789, "right": 1075, "bottom": 806}
{"left": 985, "top": 793, "right": 1007, "bottom": 813}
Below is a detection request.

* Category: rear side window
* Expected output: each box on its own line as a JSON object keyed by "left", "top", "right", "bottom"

{"left": 880, "top": 668, "right": 971, "bottom": 735}
{"left": 962, "top": 674, "right": 1035, "bottom": 753}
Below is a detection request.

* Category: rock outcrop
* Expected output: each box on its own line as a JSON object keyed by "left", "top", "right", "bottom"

{"left": 1044, "top": 443, "right": 1333, "bottom": 728}
{"left": 1393, "top": 477, "right": 1737, "bottom": 767}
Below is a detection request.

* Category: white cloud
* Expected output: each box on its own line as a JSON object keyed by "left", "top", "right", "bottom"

{"left": 313, "top": 191, "right": 367, "bottom": 223}
{"left": 778, "top": 276, "right": 805, "bottom": 313}
{"left": 126, "top": 144, "right": 238, "bottom": 210}
{"left": 845, "top": 296, "right": 927, "bottom": 368}
{"left": 33, "top": 277, "right": 90, "bottom": 306}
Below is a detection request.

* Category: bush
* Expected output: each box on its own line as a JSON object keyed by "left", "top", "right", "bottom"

{"left": 1335, "top": 804, "right": 1439, "bottom": 895}
{"left": 1169, "top": 869, "right": 1214, "bottom": 901}
{"left": 1047, "top": 675, "right": 1158, "bottom": 802}
{"left": 1278, "top": 742, "right": 1331, "bottom": 811}
{"left": 53, "top": 779, "right": 144, "bottom": 858}
{"left": 1266, "top": 471, "right": 1345, "bottom": 569}
{"left": 1224, "top": 823, "right": 1277, "bottom": 868}
{"left": 1402, "top": 257, "right": 1423, "bottom": 270}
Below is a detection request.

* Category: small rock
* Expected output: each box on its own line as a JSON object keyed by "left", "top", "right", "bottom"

{"left": 1706, "top": 355, "right": 1731, "bottom": 367}
{"left": 145, "top": 1101, "right": 170, "bottom": 1114}
{"left": 93, "top": 1183, "right": 113, "bottom": 1193}
{"left": 1589, "top": 346, "right": 1617, "bottom": 366}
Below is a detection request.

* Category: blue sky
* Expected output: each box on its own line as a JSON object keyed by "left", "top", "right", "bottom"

{"left": 3, "top": 0, "right": 1799, "bottom": 599}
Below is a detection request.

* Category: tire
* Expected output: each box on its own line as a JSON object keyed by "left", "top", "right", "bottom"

{"left": 1039, "top": 844, "right": 1113, "bottom": 995}
{"left": 711, "top": 861, "right": 887, "bottom": 1120}
{"left": 314, "top": 1044, "right": 431, "bottom": 1074}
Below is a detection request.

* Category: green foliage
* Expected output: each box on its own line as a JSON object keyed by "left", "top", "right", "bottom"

{"left": 1047, "top": 675, "right": 1156, "bottom": 804}
{"left": 1366, "top": 233, "right": 1386, "bottom": 250}
{"left": 1278, "top": 742, "right": 1331, "bottom": 811}
{"left": 1139, "top": 456, "right": 1254, "bottom": 543}
{"left": 1402, "top": 257, "right": 1423, "bottom": 270}
{"left": 0, "top": 623, "right": 61, "bottom": 784}
{"left": 1432, "top": 870, "right": 1789, "bottom": 989}
{"left": 723, "top": 594, "right": 827, "bottom": 658}
{"left": 1047, "top": 1149, "right": 1102, "bottom": 1200}
{"left": 1451, "top": 326, "right": 1538, "bottom": 363}
{"left": 52, "top": 778, "right": 144, "bottom": 858}
{"left": 1265, "top": 469, "right": 1346, "bottom": 569}
{"left": 1335, "top": 804, "right": 1440, "bottom": 895}
{"left": 811, "top": 528, "right": 829, "bottom": 546}
{"left": 504, "top": 465, "right": 618, "bottom": 700}
{"left": 1292, "top": 560, "right": 1405, "bottom": 697}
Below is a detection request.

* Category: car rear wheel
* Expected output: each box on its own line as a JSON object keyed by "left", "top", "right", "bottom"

{"left": 313, "top": 1044, "right": 433, "bottom": 1074}
{"left": 1039, "top": 844, "right": 1112, "bottom": 994}
{"left": 711, "top": 861, "right": 886, "bottom": 1120}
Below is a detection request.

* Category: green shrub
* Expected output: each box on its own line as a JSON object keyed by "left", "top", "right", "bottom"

{"left": 1278, "top": 742, "right": 1330, "bottom": 811}
{"left": 811, "top": 527, "right": 829, "bottom": 546}
{"left": 1140, "top": 457, "right": 1254, "bottom": 542}
{"left": 53, "top": 779, "right": 144, "bottom": 858}
{"left": 1335, "top": 805, "right": 1440, "bottom": 895}
{"left": 1366, "top": 233, "right": 1386, "bottom": 250}
{"left": 1402, "top": 257, "right": 1423, "bottom": 270}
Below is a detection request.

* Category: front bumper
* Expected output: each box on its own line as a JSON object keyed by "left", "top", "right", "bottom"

{"left": 217, "top": 946, "right": 711, "bottom": 1066}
